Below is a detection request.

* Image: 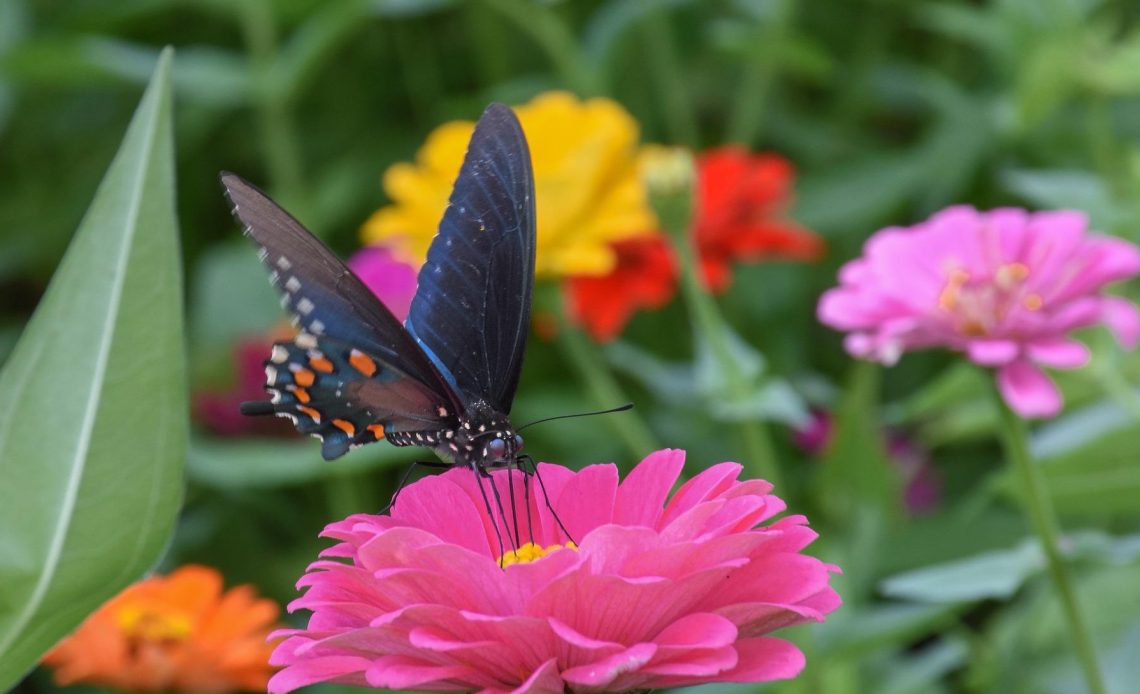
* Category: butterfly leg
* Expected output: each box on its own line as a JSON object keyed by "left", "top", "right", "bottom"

{"left": 483, "top": 467, "right": 520, "bottom": 554}
{"left": 506, "top": 467, "right": 522, "bottom": 550}
{"left": 518, "top": 455, "right": 576, "bottom": 546}
{"left": 471, "top": 465, "right": 508, "bottom": 568}
{"left": 381, "top": 459, "right": 452, "bottom": 514}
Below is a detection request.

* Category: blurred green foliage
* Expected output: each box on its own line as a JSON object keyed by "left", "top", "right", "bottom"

{"left": 3, "top": 0, "right": 1140, "bottom": 692}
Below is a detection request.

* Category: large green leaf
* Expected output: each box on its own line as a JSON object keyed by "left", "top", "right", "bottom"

{"left": 0, "top": 48, "right": 184, "bottom": 687}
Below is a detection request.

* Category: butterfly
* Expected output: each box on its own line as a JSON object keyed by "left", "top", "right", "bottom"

{"left": 221, "top": 103, "right": 535, "bottom": 471}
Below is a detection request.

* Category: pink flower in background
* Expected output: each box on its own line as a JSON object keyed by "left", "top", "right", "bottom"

{"left": 194, "top": 337, "right": 298, "bottom": 438}
{"left": 347, "top": 247, "right": 418, "bottom": 322}
{"left": 270, "top": 450, "right": 840, "bottom": 693}
{"left": 818, "top": 207, "right": 1140, "bottom": 417}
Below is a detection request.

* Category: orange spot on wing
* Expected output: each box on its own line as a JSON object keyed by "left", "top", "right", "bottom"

{"left": 292, "top": 367, "right": 315, "bottom": 387}
{"left": 349, "top": 350, "right": 377, "bottom": 377}
{"left": 288, "top": 386, "right": 310, "bottom": 404}
{"left": 309, "top": 355, "right": 334, "bottom": 373}
{"left": 298, "top": 405, "right": 321, "bottom": 422}
{"left": 367, "top": 424, "right": 386, "bottom": 439}
{"left": 332, "top": 419, "right": 355, "bottom": 436}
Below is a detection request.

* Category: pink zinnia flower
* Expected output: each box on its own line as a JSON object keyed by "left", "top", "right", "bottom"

{"left": 347, "top": 247, "right": 418, "bottom": 322}
{"left": 818, "top": 206, "right": 1140, "bottom": 417}
{"left": 270, "top": 450, "right": 840, "bottom": 693}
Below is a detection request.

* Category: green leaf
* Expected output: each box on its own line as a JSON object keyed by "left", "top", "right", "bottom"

{"left": 993, "top": 400, "right": 1140, "bottom": 515}
{"left": 188, "top": 437, "right": 414, "bottom": 489}
{"left": 188, "top": 240, "right": 282, "bottom": 349}
{"left": 820, "top": 602, "right": 965, "bottom": 657}
{"left": 0, "top": 48, "right": 184, "bottom": 687}
{"left": 880, "top": 541, "right": 1043, "bottom": 603}
{"left": 1001, "top": 168, "right": 1127, "bottom": 233}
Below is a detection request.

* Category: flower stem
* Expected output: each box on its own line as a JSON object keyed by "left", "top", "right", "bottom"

{"left": 726, "top": 0, "right": 795, "bottom": 145}
{"left": 239, "top": 0, "right": 306, "bottom": 209}
{"left": 479, "top": 0, "right": 598, "bottom": 95}
{"left": 556, "top": 319, "right": 660, "bottom": 460}
{"left": 992, "top": 385, "right": 1106, "bottom": 694}
{"left": 650, "top": 161, "right": 782, "bottom": 488}
{"left": 640, "top": 4, "right": 699, "bottom": 147}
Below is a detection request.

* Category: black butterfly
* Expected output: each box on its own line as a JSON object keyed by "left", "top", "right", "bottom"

{"left": 222, "top": 103, "right": 535, "bottom": 470}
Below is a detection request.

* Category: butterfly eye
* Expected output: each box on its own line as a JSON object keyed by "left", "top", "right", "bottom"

{"left": 487, "top": 437, "right": 507, "bottom": 460}
{"left": 513, "top": 434, "right": 524, "bottom": 451}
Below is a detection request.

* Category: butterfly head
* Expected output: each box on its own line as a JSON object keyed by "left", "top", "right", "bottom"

{"left": 482, "top": 431, "right": 525, "bottom": 467}
{"left": 451, "top": 401, "right": 524, "bottom": 469}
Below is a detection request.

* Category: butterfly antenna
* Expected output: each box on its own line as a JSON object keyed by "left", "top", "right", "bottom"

{"left": 516, "top": 403, "right": 634, "bottom": 432}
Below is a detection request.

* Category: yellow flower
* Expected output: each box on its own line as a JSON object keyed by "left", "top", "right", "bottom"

{"left": 362, "top": 92, "right": 659, "bottom": 278}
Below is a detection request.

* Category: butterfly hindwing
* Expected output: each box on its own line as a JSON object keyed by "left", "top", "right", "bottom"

{"left": 250, "top": 334, "right": 458, "bottom": 459}
{"left": 405, "top": 103, "right": 536, "bottom": 413}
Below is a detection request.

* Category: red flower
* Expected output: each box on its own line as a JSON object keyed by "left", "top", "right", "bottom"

{"left": 565, "top": 236, "right": 678, "bottom": 342}
{"left": 695, "top": 147, "right": 823, "bottom": 292}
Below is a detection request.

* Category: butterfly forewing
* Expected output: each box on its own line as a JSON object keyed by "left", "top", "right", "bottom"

{"left": 221, "top": 174, "right": 461, "bottom": 458}
{"left": 405, "top": 104, "right": 536, "bottom": 413}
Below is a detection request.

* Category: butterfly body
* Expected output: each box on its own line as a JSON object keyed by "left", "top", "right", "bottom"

{"left": 225, "top": 103, "right": 535, "bottom": 468}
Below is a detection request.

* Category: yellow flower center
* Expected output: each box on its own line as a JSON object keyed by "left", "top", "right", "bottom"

{"left": 116, "top": 604, "right": 193, "bottom": 642}
{"left": 498, "top": 541, "right": 577, "bottom": 567}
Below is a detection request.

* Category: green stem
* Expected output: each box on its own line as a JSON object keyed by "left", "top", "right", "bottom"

{"left": 239, "top": 0, "right": 306, "bottom": 209}
{"left": 557, "top": 320, "right": 660, "bottom": 461}
{"left": 655, "top": 177, "right": 782, "bottom": 487}
{"left": 391, "top": 18, "right": 444, "bottom": 126}
{"left": 992, "top": 386, "right": 1106, "bottom": 694}
{"left": 479, "top": 0, "right": 598, "bottom": 95}
{"left": 726, "top": 0, "right": 795, "bottom": 145}
{"left": 640, "top": 3, "right": 699, "bottom": 146}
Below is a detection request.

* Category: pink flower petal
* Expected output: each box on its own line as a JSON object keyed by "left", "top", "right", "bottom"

{"left": 560, "top": 643, "right": 658, "bottom": 689}
{"left": 551, "top": 463, "right": 619, "bottom": 542}
{"left": 653, "top": 613, "right": 738, "bottom": 649}
{"left": 662, "top": 462, "right": 743, "bottom": 525}
{"left": 997, "top": 361, "right": 1062, "bottom": 418}
{"left": 389, "top": 476, "right": 493, "bottom": 555}
{"left": 478, "top": 659, "right": 563, "bottom": 694}
{"left": 272, "top": 453, "right": 838, "bottom": 692}
{"left": 347, "top": 247, "right": 418, "bottom": 322}
{"left": 1026, "top": 337, "right": 1090, "bottom": 369}
{"left": 613, "top": 449, "right": 686, "bottom": 527}
{"left": 269, "top": 655, "right": 372, "bottom": 694}
{"left": 966, "top": 339, "right": 1020, "bottom": 365}
{"left": 366, "top": 655, "right": 486, "bottom": 690}
{"left": 1101, "top": 296, "right": 1140, "bottom": 349}
{"left": 692, "top": 637, "right": 805, "bottom": 684}
{"left": 816, "top": 205, "right": 1140, "bottom": 388}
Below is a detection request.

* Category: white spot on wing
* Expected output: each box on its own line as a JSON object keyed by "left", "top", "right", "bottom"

{"left": 277, "top": 256, "right": 292, "bottom": 270}
{"left": 297, "top": 298, "right": 314, "bottom": 315}
{"left": 285, "top": 276, "right": 301, "bottom": 292}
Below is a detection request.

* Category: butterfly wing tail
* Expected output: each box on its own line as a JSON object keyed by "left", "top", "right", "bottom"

{"left": 241, "top": 339, "right": 390, "bottom": 459}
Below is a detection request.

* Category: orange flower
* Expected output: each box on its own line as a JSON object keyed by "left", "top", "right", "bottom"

{"left": 42, "top": 565, "right": 279, "bottom": 693}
